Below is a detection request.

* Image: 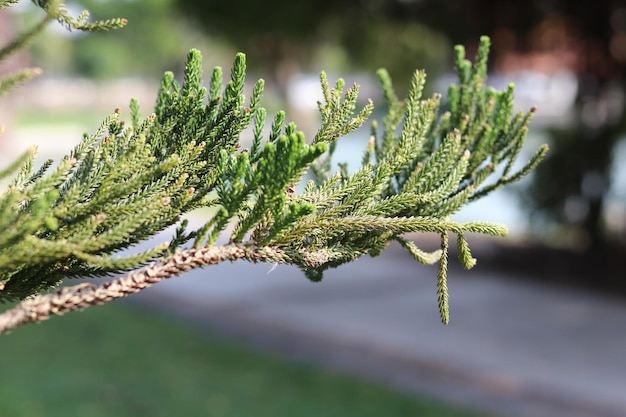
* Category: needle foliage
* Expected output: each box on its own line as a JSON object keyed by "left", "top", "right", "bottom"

{"left": 0, "top": 0, "right": 546, "bottom": 326}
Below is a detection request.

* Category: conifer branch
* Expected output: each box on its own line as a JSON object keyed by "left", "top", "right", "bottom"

{"left": 0, "top": 2, "right": 547, "bottom": 329}
{"left": 31, "top": 0, "right": 127, "bottom": 31}
{"left": 437, "top": 232, "right": 450, "bottom": 324}
{"left": 0, "top": 68, "right": 42, "bottom": 99}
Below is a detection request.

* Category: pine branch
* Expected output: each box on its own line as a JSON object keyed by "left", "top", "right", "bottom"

{"left": 0, "top": 0, "right": 547, "bottom": 329}
{"left": 437, "top": 232, "right": 450, "bottom": 324}
{"left": 31, "top": 0, "right": 127, "bottom": 31}
{"left": 0, "top": 68, "right": 42, "bottom": 99}
{"left": 0, "top": 48, "right": 263, "bottom": 300}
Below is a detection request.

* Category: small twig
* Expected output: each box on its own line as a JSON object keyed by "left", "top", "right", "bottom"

{"left": 0, "top": 244, "right": 287, "bottom": 334}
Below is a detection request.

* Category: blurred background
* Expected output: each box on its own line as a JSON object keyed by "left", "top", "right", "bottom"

{"left": 1, "top": 1, "right": 626, "bottom": 417}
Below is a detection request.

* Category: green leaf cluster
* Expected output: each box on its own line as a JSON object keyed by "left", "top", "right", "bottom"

{"left": 0, "top": 2, "right": 547, "bottom": 324}
{"left": 0, "top": 48, "right": 260, "bottom": 299}
{"left": 170, "top": 37, "right": 544, "bottom": 323}
{"left": 257, "top": 37, "right": 545, "bottom": 322}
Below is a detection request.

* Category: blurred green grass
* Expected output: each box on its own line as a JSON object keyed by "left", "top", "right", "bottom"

{"left": 0, "top": 301, "right": 485, "bottom": 417}
{"left": 16, "top": 109, "right": 106, "bottom": 129}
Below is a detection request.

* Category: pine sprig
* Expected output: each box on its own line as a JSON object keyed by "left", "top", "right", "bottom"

{"left": 31, "top": 0, "right": 127, "bottom": 32}
{"left": 437, "top": 232, "right": 450, "bottom": 324}
{"left": 228, "top": 132, "right": 327, "bottom": 243}
{"left": 310, "top": 73, "right": 374, "bottom": 183}
{"left": 0, "top": 68, "right": 42, "bottom": 99}
{"left": 395, "top": 236, "right": 442, "bottom": 265}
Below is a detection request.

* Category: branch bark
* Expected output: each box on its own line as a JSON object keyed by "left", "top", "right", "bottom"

{"left": 0, "top": 244, "right": 288, "bottom": 334}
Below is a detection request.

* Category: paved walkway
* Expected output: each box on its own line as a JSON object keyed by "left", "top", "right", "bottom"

{"left": 129, "top": 236, "right": 626, "bottom": 417}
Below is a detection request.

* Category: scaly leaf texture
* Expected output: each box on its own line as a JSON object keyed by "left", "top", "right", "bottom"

{"left": 0, "top": 21, "right": 545, "bottom": 324}
{"left": 0, "top": 50, "right": 264, "bottom": 300}
{"left": 163, "top": 37, "right": 538, "bottom": 325}
{"left": 240, "top": 36, "right": 544, "bottom": 323}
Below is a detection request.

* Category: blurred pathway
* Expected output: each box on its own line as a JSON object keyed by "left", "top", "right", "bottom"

{"left": 130, "top": 237, "right": 626, "bottom": 417}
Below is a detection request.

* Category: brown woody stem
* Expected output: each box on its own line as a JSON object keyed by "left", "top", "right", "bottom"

{"left": 0, "top": 244, "right": 287, "bottom": 334}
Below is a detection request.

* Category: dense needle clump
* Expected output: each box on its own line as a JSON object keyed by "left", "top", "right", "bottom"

{"left": 0, "top": 0, "right": 546, "bottom": 330}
